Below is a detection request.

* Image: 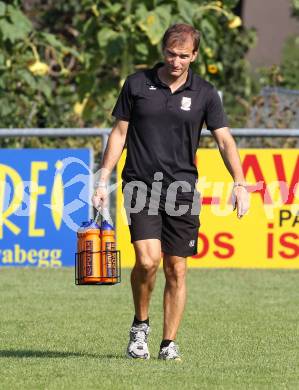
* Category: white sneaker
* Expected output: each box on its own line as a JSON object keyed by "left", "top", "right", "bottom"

{"left": 158, "top": 341, "right": 181, "bottom": 361}
{"left": 126, "top": 323, "right": 150, "bottom": 359}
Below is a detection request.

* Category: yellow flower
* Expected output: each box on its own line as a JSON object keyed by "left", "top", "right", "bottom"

{"left": 215, "top": 1, "right": 222, "bottom": 7}
{"left": 207, "top": 64, "right": 218, "bottom": 74}
{"left": 228, "top": 16, "right": 242, "bottom": 29}
{"left": 147, "top": 14, "right": 155, "bottom": 26}
{"left": 28, "top": 61, "right": 49, "bottom": 76}
{"left": 204, "top": 47, "right": 214, "bottom": 58}
{"left": 73, "top": 96, "right": 89, "bottom": 117}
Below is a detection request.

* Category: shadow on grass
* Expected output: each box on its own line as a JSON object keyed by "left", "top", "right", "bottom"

{"left": 0, "top": 349, "right": 126, "bottom": 359}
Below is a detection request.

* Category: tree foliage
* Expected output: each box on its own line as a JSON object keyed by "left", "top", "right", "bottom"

{"left": 0, "top": 0, "right": 256, "bottom": 143}
{"left": 292, "top": 0, "right": 299, "bottom": 17}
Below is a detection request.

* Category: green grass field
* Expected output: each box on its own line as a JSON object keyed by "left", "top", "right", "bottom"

{"left": 1, "top": 267, "right": 299, "bottom": 389}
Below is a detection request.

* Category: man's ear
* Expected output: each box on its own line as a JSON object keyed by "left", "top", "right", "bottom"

{"left": 191, "top": 50, "right": 198, "bottom": 62}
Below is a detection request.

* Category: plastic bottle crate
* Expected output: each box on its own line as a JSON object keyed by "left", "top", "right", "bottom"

{"left": 75, "top": 250, "right": 121, "bottom": 285}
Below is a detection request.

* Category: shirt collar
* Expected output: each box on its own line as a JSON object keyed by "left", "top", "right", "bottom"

{"left": 149, "top": 62, "right": 196, "bottom": 91}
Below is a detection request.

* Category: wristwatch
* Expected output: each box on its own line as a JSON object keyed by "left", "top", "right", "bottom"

{"left": 233, "top": 182, "right": 247, "bottom": 189}
{"left": 95, "top": 181, "right": 108, "bottom": 189}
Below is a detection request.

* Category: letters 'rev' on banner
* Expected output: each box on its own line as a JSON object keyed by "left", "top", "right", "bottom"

{"left": 0, "top": 149, "right": 91, "bottom": 267}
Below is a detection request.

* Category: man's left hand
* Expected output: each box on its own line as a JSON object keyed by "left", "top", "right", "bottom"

{"left": 232, "top": 185, "right": 250, "bottom": 218}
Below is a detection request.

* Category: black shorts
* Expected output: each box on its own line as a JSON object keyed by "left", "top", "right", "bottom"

{"left": 123, "top": 186, "right": 200, "bottom": 257}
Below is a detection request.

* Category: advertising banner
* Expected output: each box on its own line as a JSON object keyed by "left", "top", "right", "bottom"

{"left": 0, "top": 149, "right": 91, "bottom": 267}
{"left": 116, "top": 149, "right": 299, "bottom": 268}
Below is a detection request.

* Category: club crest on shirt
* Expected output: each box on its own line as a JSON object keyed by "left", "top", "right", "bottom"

{"left": 181, "top": 97, "right": 191, "bottom": 111}
{"left": 149, "top": 85, "right": 157, "bottom": 90}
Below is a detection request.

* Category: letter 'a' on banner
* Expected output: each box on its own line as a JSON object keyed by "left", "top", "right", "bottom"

{"left": 116, "top": 149, "right": 299, "bottom": 268}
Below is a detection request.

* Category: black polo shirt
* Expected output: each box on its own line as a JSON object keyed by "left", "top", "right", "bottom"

{"left": 112, "top": 62, "right": 228, "bottom": 198}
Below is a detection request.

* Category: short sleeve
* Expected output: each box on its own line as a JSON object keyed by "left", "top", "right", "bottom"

{"left": 111, "top": 78, "right": 133, "bottom": 121}
{"left": 205, "top": 87, "right": 229, "bottom": 131}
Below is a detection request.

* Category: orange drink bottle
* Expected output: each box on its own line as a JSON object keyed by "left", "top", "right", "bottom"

{"left": 101, "top": 220, "right": 117, "bottom": 283}
{"left": 82, "top": 220, "right": 101, "bottom": 284}
{"left": 77, "top": 221, "right": 89, "bottom": 283}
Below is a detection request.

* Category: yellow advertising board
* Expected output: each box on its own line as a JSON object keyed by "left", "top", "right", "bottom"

{"left": 116, "top": 149, "right": 299, "bottom": 268}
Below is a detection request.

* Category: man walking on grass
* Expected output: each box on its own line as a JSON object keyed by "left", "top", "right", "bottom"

{"left": 93, "top": 23, "right": 249, "bottom": 360}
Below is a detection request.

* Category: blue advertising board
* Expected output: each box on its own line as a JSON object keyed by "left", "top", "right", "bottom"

{"left": 0, "top": 149, "right": 92, "bottom": 267}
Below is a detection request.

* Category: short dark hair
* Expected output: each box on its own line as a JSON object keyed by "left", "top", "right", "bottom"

{"left": 162, "top": 23, "right": 201, "bottom": 53}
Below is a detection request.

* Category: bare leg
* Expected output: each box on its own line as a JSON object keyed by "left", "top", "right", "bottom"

{"left": 131, "top": 239, "right": 161, "bottom": 320}
{"left": 163, "top": 254, "right": 187, "bottom": 340}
